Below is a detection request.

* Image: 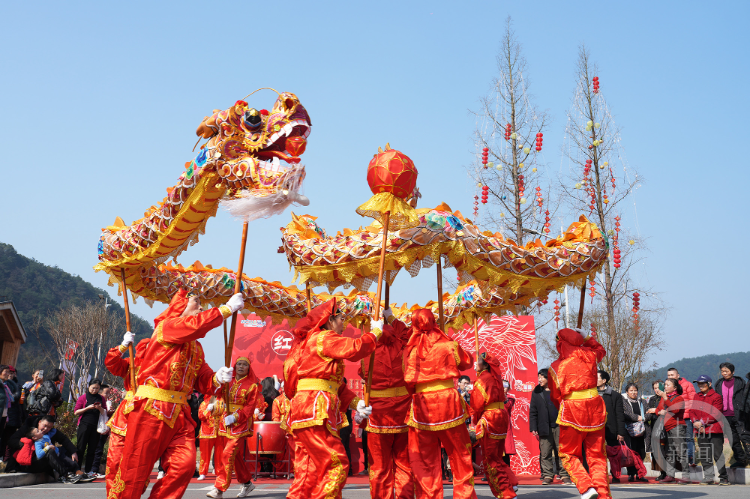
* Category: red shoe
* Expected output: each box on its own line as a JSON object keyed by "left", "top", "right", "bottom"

{"left": 659, "top": 476, "right": 676, "bottom": 483}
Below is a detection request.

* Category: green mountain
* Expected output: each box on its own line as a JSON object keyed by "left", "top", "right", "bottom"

{"left": 640, "top": 351, "right": 750, "bottom": 393}
{"left": 0, "top": 242, "right": 152, "bottom": 383}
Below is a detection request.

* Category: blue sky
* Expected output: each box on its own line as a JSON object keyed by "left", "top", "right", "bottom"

{"left": 1, "top": 2, "right": 748, "bottom": 371}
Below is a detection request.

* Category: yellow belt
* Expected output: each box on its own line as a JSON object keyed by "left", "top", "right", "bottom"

{"left": 485, "top": 401, "right": 505, "bottom": 411}
{"left": 124, "top": 391, "right": 134, "bottom": 400}
{"left": 564, "top": 388, "right": 599, "bottom": 400}
{"left": 416, "top": 379, "right": 454, "bottom": 393}
{"left": 370, "top": 386, "right": 409, "bottom": 398}
{"left": 229, "top": 404, "right": 243, "bottom": 413}
{"left": 297, "top": 378, "right": 340, "bottom": 395}
{"left": 135, "top": 386, "right": 189, "bottom": 404}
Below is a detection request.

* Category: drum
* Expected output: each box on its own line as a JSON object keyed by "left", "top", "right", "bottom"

{"left": 246, "top": 421, "right": 287, "bottom": 455}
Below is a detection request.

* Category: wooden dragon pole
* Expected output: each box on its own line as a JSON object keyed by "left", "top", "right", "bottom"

{"left": 225, "top": 222, "right": 249, "bottom": 400}
{"left": 364, "top": 211, "right": 390, "bottom": 406}
{"left": 119, "top": 269, "right": 137, "bottom": 391}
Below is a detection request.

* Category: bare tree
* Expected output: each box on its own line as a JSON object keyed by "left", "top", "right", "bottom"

{"left": 32, "top": 301, "right": 124, "bottom": 399}
{"left": 471, "top": 17, "right": 553, "bottom": 247}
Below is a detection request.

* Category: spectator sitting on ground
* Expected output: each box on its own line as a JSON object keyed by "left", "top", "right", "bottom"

{"left": 714, "top": 362, "right": 750, "bottom": 469}
{"left": 5, "top": 415, "right": 94, "bottom": 483}
{"left": 530, "top": 368, "right": 572, "bottom": 485}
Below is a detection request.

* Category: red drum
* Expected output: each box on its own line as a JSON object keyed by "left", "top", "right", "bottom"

{"left": 246, "top": 421, "right": 286, "bottom": 454}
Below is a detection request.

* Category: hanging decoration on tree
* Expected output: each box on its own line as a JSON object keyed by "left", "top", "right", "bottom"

{"left": 482, "top": 147, "right": 489, "bottom": 169}
{"left": 589, "top": 276, "right": 596, "bottom": 303}
{"left": 632, "top": 292, "right": 640, "bottom": 331}
{"left": 590, "top": 322, "right": 597, "bottom": 337}
{"left": 481, "top": 185, "right": 489, "bottom": 204}
{"left": 592, "top": 76, "right": 600, "bottom": 94}
{"left": 543, "top": 210, "right": 551, "bottom": 234}
{"left": 535, "top": 132, "right": 544, "bottom": 152}
{"left": 518, "top": 174, "right": 525, "bottom": 203}
{"left": 612, "top": 216, "right": 622, "bottom": 268}
{"left": 535, "top": 186, "right": 543, "bottom": 213}
{"left": 504, "top": 123, "right": 512, "bottom": 141}
{"left": 553, "top": 299, "right": 560, "bottom": 328}
{"left": 473, "top": 194, "right": 479, "bottom": 218}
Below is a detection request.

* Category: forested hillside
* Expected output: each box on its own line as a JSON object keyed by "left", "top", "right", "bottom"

{"left": 0, "top": 242, "right": 152, "bottom": 382}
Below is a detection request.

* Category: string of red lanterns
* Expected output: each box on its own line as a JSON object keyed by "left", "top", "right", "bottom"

{"left": 612, "top": 215, "right": 622, "bottom": 268}
{"left": 518, "top": 174, "right": 525, "bottom": 201}
{"left": 554, "top": 299, "right": 560, "bottom": 328}
{"left": 473, "top": 194, "right": 479, "bottom": 218}
{"left": 592, "top": 76, "right": 600, "bottom": 94}
{"left": 535, "top": 186, "right": 543, "bottom": 213}
{"left": 535, "top": 132, "right": 544, "bottom": 152}
{"left": 632, "top": 292, "right": 640, "bottom": 331}
{"left": 504, "top": 123, "right": 512, "bottom": 141}
{"left": 590, "top": 322, "right": 597, "bottom": 337}
{"left": 589, "top": 277, "right": 596, "bottom": 303}
{"left": 482, "top": 147, "right": 489, "bottom": 169}
{"left": 481, "top": 185, "right": 489, "bottom": 204}
{"left": 543, "top": 209, "right": 551, "bottom": 234}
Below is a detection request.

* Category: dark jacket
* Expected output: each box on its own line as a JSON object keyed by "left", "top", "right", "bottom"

{"left": 2, "top": 378, "right": 22, "bottom": 426}
{"left": 529, "top": 385, "right": 558, "bottom": 438}
{"left": 600, "top": 385, "right": 627, "bottom": 446}
{"left": 7, "top": 418, "right": 77, "bottom": 473}
{"left": 714, "top": 376, "right": 746, "bottom": 417}
{"left": 27, "top": 380, "right": 62, "bottom": 415}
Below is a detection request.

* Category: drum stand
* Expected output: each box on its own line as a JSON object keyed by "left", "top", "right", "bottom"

{"left": 248, "top": 432, "right": 292, "bottom": 480}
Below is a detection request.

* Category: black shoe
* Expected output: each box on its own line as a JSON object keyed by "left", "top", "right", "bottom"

{"left": 719, "top": 478, "right": 730, "bottom": 486}
{"left": 193, "top": 469, "right": 200, "bottom": 478}
{"left": 76, "top": 473, "right": 95, "bottom": 483}
{"left": 635, "top": 477, "right": 649, "bottom": 483}
{"left": 611, "top": 477, "right": 620, "bottom": 483}
{"left": 629, "top": 476, "right": 635, "bottom": 482}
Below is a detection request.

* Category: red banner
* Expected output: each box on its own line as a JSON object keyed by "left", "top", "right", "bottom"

{"left": 233, "top": 313, "right": 540, "bottom": 475}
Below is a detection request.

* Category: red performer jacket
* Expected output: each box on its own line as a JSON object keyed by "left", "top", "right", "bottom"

{"left": 127, "top": 289, "right": 230, "bottom": 428}
{"left": 403, "top": 309, "right": 474, "bottom": 431}
{"left": 104, "top": 338, "right": 150, "bottom": 437}
{"left": 216, "top": 358, "right": 266, "bottom": 439}
{"left": 468, "top": 359, "right": 508, "bottom": 440}
{"left": 272, "top": 393, "right": 291, "bottom": 434}
{"left": 548, "top": 328, "right": 607, "bottom": 432}
{"left": 288, "top": 299, "right": 379, "bottom": 435}
{"left": 359, "top": 318, "right": 411, "bottom": 434}
{"left": 198, "top": 399, "right": 219, "bottom": 438}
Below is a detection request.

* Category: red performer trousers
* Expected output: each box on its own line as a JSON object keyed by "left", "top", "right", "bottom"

{"left": 287, "top": 426, "right": 349, "bottom": 499}
{"left": 367, "top": 432, "right": 413, "bottom": 499}
{"left": 198, "top": 438, "right": 216, "bottom": 476}
{"left": 481, "top": 437, "right": 516, "bottom": 499}
{"left": 120, "top": 410, "right": 196, "bottom": 499}
{"left": 214, "top": 436, "right": 252, "bottom": 491}
{"left": 558, "top": 426, "right": 610, "bottom": 498}
{"left": 105, "top": 432, "right": 125, "bottom": 499}
{"left": 408, "top": 425, "right": 477, "bottom": 499}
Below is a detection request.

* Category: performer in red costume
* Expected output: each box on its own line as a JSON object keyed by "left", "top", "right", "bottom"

{"left": 286, "top": 298, "right": 380, "bottom": 499}
{"left": 197, "top": 396, "right": 218, "bottom": 480}
{"left": 271, "top": 385, "right": 294, "bottom": 476}
{"left": 359, "top": 307, "right": 414, "bottom": 499}
{"left": 403, "top": 308, "right": 477, "bottom": 499}
{"left": 104, "top": 333, "right": 148, "bottom": 499}
{"left": 208, "top": 357, "right": 266, "bottom": 498}
{"left": 469, "top": 352, "right": 517, "bottom": 499}
{"left": 117, "top": 289, "right": 243, "bottom": 499}
{"left": 548, "top": 328, "right": 608, "bottom": 499}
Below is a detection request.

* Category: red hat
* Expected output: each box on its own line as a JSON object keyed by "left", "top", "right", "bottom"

{"left": 292, "top": 298, "right": 337, "bottom": 343}
{"left": 154, "top": 289, "right": 190, "bottom": 328}
{"left": 481, "top": 352, "right": 505, "bottom": 387}
{"left": 555, "top": 327, "right": 586, "bottom": 358}
{"left": 406, "top": 309, "right": 451, "bottom": 359}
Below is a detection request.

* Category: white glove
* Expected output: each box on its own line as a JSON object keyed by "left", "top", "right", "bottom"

{"left": 573, "top": 327, "right": 588, "bottom": 336}
{"left": 216, "top": 366, "right": 233, "bottom": 383}
{"left": 121, "top": 331, "right": 135, "bottom": 347}
{"left": 273, "top": 375, "right": 280, "bottom": 391}
{"left": 371, "top": 319, "right": 384, "bottom": 333}
{"left": 224, "top": 415, "right": 236, "bottom": 426}
{"left": 226, "top": 293, "right": 244, "bottom": 313}
{"left": 356, "top": 399, "right": 373, "bottom": 419}
{"left": 207, "top": 404, "right": 215, "bottom": 413}
{"left": 382, "top": 308, "right": 394, "bottom": 321}
{"left": 466, "top": 384, "right": 474, "bottom": 392}
{"left": 254, "top": 408, "right": 264, "bottom": 420}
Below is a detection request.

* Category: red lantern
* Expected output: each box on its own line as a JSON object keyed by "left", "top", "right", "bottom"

{"left": 365, "top": 149, "right": 418, "bottom": 199}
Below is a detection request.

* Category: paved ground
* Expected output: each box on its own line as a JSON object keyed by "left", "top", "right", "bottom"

{"left": 8, "top": 482, "right": 744, "bottom": 498}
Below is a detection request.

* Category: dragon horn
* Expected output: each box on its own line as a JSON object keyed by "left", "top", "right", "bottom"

{"left": 385, "top": 143, "right": 391, "bottom": 151}
{"left": 378, "top": 146, "right": 383, "bottom": 154}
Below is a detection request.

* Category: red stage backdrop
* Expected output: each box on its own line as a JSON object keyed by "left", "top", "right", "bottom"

{"left": 232, "top": 313, "right": 540, "bottom": 475}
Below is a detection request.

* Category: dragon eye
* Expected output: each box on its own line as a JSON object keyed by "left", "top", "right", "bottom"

{"left": 243, "top": 108, "right": 262, "bottom": 129}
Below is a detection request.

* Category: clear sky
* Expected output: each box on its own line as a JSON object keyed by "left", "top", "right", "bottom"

{"left": 1, "top": 1, "right": 747, "bottom": 372}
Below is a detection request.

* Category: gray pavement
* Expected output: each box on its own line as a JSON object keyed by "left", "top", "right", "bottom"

{"left": 4, "top": 482, "right": 744, "bottom": 498}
